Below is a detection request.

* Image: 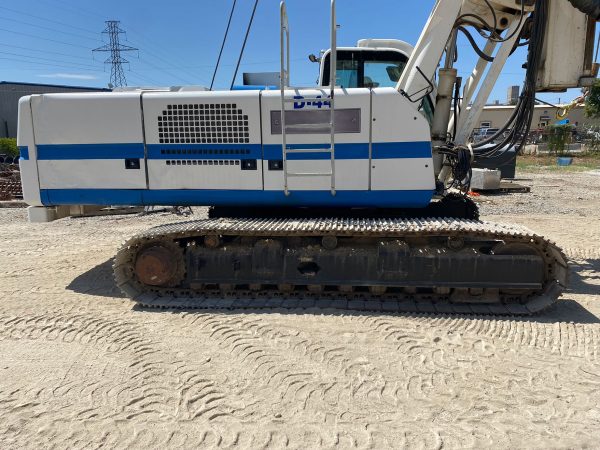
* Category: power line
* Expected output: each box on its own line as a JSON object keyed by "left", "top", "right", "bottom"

{"left": 126, "top": 30, "right": 208, "bottom": 83}
{"left": 132, "top": 54, "right": 199, "bottom": 85}
{"left": 93, "top": 21, "right": 138, "bottom": 87}
{"left": 0, "top": 50, "right": 98, "bottom": 69}
{"left": 35, "top": 0, "right": 198, "bottom": 78}
{"left": 0, "top": 43, "right": 191, "bottom": 84}
{"left": 0, "top": 57, "right": 173, "bottom": 87}
{"left": 0, "top": 56, "right": 104, "bottom": 71}
{"left": 34, "top": 0, "right": 201, "bottom": 82}
{"left": 135, "top": 46, "right": 204, "bottom": 84}
{"left": 0, "top": 43, "right": 96, "bottom": 62}
{"left": 0, "top": 16, "right": 98, "bottom": 41}
{"left": 0, "top": 8, "right": 197, "bottom": 84}
{"left": 231, "top": 0, "right": 260, "bottom": 90}
{"left": 114, "top": 23, "right": 205, "bottom": 71}
{"left": 0, "top": 5, "right": 98, "bottom": 35}
{"left": 118, "top": 9, "right": 243, "bottom": 84}
{"left": 0, "top": 86, "right": 106, "bottom": 93}
{"left": 7, "top": 1, "right": 287, "bottom": 88}
{"left": 150, "top": 58, "right": 306, "bottom": 70}
{"left": 30, "top": 0, "right": 208, "bottom": 85}
{"left": 35, "top": 0, "right": 106, "bottom": 21}
{"left": 129, "top": 70, "right": 164, "bottom": 87}
{"left": 0, "top": 26, "right": 90, "bottom": 49}
{"left": 212, "top": 0, "right": 237, "bottom": 90}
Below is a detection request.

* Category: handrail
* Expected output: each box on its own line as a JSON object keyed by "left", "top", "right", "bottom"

{"left": 279, "top": 1, "right": 290, "bottom": 89}
{"left": 280, "top": 1, "right": 290, "bottom": 194}
{"left": 329, "top": 0, "right": 336, "bottom": 195}
{"left": 329, "top": 0, "right": 336, "bottom": 92}
{"left": 280, "top": 0, "right": 337, "bottom": 196}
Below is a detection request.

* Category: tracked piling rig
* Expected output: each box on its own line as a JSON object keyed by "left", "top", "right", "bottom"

{"left": 19, "top": 0, "right": 598, "bottom": 313}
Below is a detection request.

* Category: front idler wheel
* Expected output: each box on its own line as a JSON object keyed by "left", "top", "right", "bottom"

{"left": 134, "top": 242, "right": 184, "bottom": 287}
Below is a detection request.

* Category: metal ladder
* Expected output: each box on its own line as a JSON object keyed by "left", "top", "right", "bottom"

{"left": 279, "top": 0, "right": 337, "bottom": 196}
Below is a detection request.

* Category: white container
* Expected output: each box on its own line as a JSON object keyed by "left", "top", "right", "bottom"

{"left": 471, "top": 168, "right": 501, "bottom": 191}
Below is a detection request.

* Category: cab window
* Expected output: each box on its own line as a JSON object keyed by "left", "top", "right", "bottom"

{"left": 363, "top": 60, "right": 405, "bottom": 88}
{"left": 336, "top": 58, "right": 359, "bottom": 88}
{"left": 322, "top": 50, "right": 408, "bottom": 89}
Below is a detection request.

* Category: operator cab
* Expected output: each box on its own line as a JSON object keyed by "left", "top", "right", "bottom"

{"left": 317, "top": 39, "right": 435, "bottom": 125}
{"left": 318, "top": 39, "right": 412, "bottom": 88}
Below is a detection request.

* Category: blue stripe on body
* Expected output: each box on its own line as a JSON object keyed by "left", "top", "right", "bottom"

{"left": 37, "top": 143, "right": 145, "bottom": 160}
{"left": 18, "top": 146, "right": 29, "bottom": 160}
{"left": 33, "top": 142, "right": 432, "bottom": 161}
{"left": 264, "top": 143, "right": 366, "bottom": 160}
{"left": 264, "top": 141, "right": 431, "bottom": 160}
{"left": 41, "top": 188, "right": 434, "bottom": 209}
{"left": 372, "top": 142, "right": 432, "bottom": 159}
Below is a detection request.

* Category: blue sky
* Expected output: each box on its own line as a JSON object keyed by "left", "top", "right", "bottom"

{"left": 0, "top": 0, "right": 585, "bottom": 104}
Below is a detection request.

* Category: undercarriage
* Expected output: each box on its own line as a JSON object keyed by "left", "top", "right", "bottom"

{"left": 114, "top": 215, "right": 568, "bottom": 316}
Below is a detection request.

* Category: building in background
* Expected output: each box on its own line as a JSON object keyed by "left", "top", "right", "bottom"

{"left": 0, "top": 81, "right": 110, "bottom": 138}
{"left": 507, "top": 85, "right": 520, "bottom": 105}
{"left": 476, "top": 103, "right": 600, "bottom": 131}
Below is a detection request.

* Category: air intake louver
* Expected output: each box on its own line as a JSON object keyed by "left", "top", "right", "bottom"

{"left": 158, "top": 103, "right": 250, "bottom": 144}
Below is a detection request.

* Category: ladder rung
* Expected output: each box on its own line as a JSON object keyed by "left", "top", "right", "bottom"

{"left": 284, "top": 123, "right": 331, "bottom": 130}
{"left": 284, "top": 148, "right": 332, "bottom": 154}
{"left": 287, "top": 172, "right": 333, "bottom": 177}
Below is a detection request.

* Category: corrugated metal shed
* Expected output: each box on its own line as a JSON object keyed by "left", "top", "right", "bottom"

{"left": 0, "top": 81, "right": 111, "bottom": 138}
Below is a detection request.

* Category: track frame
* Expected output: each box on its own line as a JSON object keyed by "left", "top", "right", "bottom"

{"left": 114, "top": 217, "right": 569, "bottom": 316}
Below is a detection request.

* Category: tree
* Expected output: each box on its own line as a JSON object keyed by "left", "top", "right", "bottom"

{"left": 546, "top": 125, "right": 573, "bottom": 156}
{"left": 585, "top": 79, "right": 600, "bottom": 118}
{"left": 0, "top": 138, "right": 18, "bottom": 157}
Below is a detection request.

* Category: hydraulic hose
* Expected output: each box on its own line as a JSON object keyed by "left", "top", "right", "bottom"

{"left": 568, "top": 0, "right": 600, "bottom": 20}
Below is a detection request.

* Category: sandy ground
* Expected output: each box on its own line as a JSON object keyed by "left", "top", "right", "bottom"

{"left": 0, "top": 170, "right": 599, "bottom": 449}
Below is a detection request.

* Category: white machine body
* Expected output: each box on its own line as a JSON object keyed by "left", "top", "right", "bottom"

{"left": 17, "top": 87, "right": 435, "bottom": 208}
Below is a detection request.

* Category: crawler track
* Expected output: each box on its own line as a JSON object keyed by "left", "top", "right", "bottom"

{"left": 114, "top": 217, "right": 569, "bottom": 315}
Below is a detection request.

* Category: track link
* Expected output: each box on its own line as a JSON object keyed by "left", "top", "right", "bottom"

{"left": 113, "top": 217, "right": 569, "bottom": 315}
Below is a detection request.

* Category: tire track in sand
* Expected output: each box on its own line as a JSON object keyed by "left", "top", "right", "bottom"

{"left": 177, "top": 313, "right": 511, "bottom": 449}
{"left": 180, "top": 310, "right": 437, "bottom": 441}
{"left": 219, "top": 315, "right": 408, "bottom": 408}
{"left": 0, "top": 310, "right": 243, "bottom": 449}
{"left": 351, "top": 313, "right": 600, "bottom": 447}
{"left": 182, "top": 313, "right": 348, "bottom": 418}
{"left": 407, "top": 315, "right": 600, "bottom": 361}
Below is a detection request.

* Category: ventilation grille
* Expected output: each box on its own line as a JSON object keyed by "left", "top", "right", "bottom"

{"left": 165, "top": 160, "right": 240, "bottom": 166}
{"left": 158, "top": 103, "right": 250, "bottom": 144}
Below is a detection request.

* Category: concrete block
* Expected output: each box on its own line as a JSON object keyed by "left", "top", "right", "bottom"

{"left": 27, "top": 206, "right": 58, "bottom": 223}
{"left": 471, "top": 168, "right": 501, "bottom": 191}
{"left": 69, "top": 205, "right": 103, "bottom": 216}
{"left": 27, "top": 205, "right": 76, "bottom": 223}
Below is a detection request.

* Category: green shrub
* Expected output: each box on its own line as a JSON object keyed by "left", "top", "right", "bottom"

{"left": 0, "top": 138, "right": 18, "bottom": 157}
{"left": 546, "top": 125, "right": 573, "bottom": 157}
